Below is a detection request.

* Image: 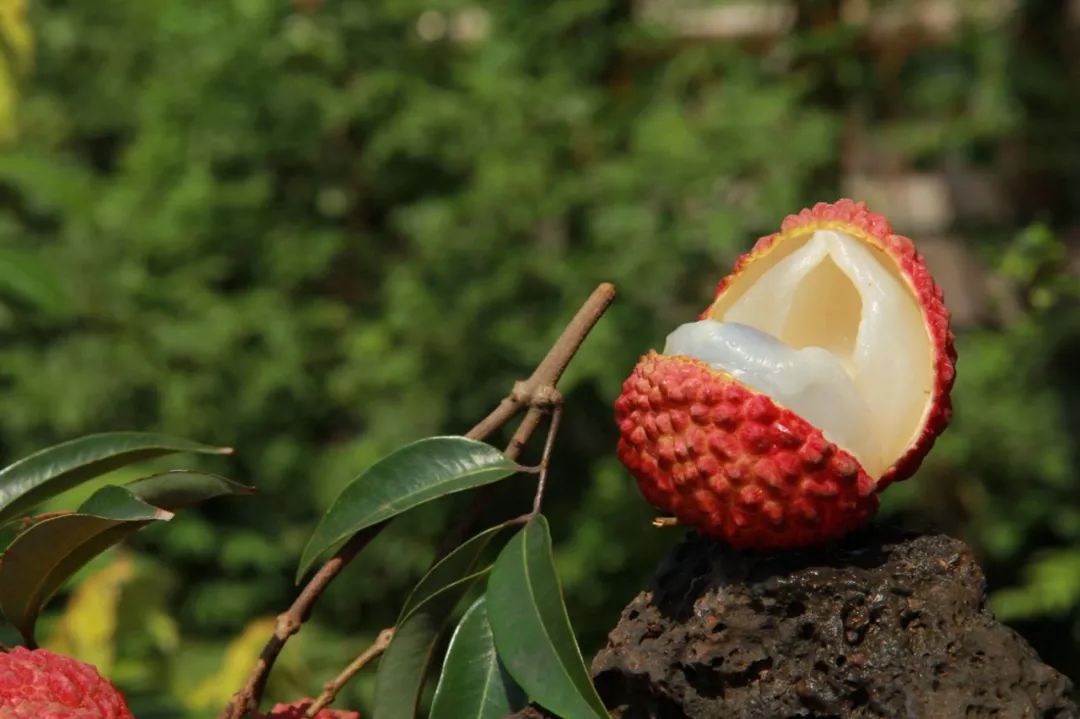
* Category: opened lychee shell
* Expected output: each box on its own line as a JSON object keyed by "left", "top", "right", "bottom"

{"left": 615, "top": 199, "right": 956, "bottom": 550}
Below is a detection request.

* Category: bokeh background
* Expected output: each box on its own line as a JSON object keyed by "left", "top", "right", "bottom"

{"left": 1, "top": 0, "right": 1079, "bottom": 716}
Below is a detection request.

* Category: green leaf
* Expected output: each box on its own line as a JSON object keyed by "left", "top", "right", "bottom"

{"left": 369, "top": 523, "right": 513, "bottom": 718}
{"left": 126, "top": 470, "right": 255, "bottom": 511}
{"left": 430, "top": 597, "right": 526, "bottom": 719}
{"left": 0, "top": 246, "right": 69, "bottom": 317}
{"left": 77, "top": 484, "right": 173, "bottom": 519}
{"left": 373, "top": 578, "right": 483, "bottom": 719}
{"left": 0, "top": 151, "right": 97, "bottom": 219}
{"left": 486, "top": 515, "right": 608, "bottom": 719}
{"left": 399, "top": 523, "right": 507, "bottom": 622}
{"left": 372, "top": 524, "right": 511, "bottom": 719}
{"left": 297, "top": 436, "right": 517, "bottom": 581}
{"left": 0, "top": 432, "right": 231, "bottom": 527}
{"left": 0, "top": 486, "right": 171, "bottom": 643}
{"left": 991, "top": 549, "right": 1080, "bottom": 621}
{"left": 372, "top": 610, "right": 445, "bottom": 719}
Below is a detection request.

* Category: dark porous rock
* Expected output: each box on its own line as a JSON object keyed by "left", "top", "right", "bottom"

{"left": 586, "top": 526, "right": 1078, "bottom": 719}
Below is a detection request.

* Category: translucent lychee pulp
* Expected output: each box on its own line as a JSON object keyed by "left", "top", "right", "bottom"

{"left": 664, "top": 229, "right": 934, "bottom": 478}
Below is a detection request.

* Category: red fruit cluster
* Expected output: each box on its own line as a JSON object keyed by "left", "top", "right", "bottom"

{"left": 615, "top": 353, "right": 879, "bottom": 550}
{"left": 258, "top": 699, "right": 360, "bottom": 719}
{"left": 0, "top": 647, "right": 133, "bottom": 719}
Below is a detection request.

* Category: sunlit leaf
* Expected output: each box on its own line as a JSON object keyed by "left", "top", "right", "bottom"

{"left": 0, "top": 432, "right": 231, "bottom": 527}
{"left": 0, "top": 0, "right": 30, "bottom": 144}
{"left": 430, "top": 597, "right": 525, "bottom": 719}
{"left": 0, "top": 0, "right": 32, "bottom": 71}
{"left": 44, "top": 555, "right": 137, "bottom": 673}
{"left": 187, "top": 617, "right": 277, "bottom": 713}
{"left": 991, "top": 549, "right": 1080, "bottom": 621}
{"left": 297, "top": 436, "right": 517, "bottom": 581}
{"left": 0, "top": 486, "right": 170, "bottom": 643}
{"left": 486, "top": 515, "right": 607, "bottom": 719}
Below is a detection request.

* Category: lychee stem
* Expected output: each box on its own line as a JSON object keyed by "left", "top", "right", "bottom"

{"left": 532, "top": 403, "right": 563, "bottom": 516}
{"left": 305, "top": 627, "right": 396, "bottom": 717}
{"left": 468, "top": 282, "right": 615, "bottom": 440}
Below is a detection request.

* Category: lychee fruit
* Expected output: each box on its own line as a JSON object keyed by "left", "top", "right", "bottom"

{"left": 0, "top": 647, "right": 134, "bottom": 719}
{"left": 258, "top": 699, "right": 360, "bottom": 719}
{"left": 615, "top": 199, "right": 955, "bottom": 550}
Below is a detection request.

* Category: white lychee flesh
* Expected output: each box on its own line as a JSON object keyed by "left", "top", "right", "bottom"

{"left": 664, "top": 229, "right": 934, "bottom": 478}
{"left": 664, "top": 320, "right": 881, "bottom": 471}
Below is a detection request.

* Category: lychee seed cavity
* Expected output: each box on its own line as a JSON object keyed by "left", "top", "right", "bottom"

{"left": 664, "top": 229, "right": 934, "bottom": 478}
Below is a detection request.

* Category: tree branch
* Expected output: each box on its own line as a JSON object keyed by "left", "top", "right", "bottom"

{"left": 527, "top": 283, "right": 616, "bottom": 391}
{"left": 220, "top": 283, "right": 615, "bottom": 719}
{"left": 532, "top": 403, "right": 562, "bottom": 515}
{"left": 466, "top": 394, "right": 525, "bottom": 442}
{"left": 304, "top": 627, "right": 396, "bottom": 717}
{"left": 434, "top": 283, "right": 614, "bottom": 557}
{"left": 219, "top": 526, "right": 383, "bottom": 719}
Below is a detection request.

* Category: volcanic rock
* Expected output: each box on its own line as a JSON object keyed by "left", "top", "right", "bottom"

{"left": 587, "top": 526, "right": 1077, "bottom": 718}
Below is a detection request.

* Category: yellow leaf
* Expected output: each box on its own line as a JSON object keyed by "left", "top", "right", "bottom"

{"left": 43, "top": 555, "right": 136, "bottom": 674}
{"left": 0, "top": 59, "right": 16, "bottom": 143}
{"left": 186, "top": 616, "right": 277, "bottom": 712}
{"left": 0, "top": 0, "right": 31, "bottom": 143}
{"left": 0, "top": 0, "right": 31, "bottom": 70}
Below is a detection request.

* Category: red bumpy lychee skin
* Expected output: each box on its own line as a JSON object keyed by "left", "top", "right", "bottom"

{"left": 0, "top": 647, "right": 134, "bottom": 719}
{"left": 258, "top": 699, "right": 360, "bottom": 719}
{"left": 616, "top": 353, "right": 880, "bottom": 549}
{"left": 615, "top": 199, "right": 956, "bottom": 550}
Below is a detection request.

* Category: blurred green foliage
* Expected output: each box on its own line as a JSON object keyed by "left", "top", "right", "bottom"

{"left": 0, "top": 0, "right": 1078, "bottom": 714}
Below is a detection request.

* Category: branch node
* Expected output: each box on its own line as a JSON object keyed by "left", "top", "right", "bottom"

{"left": 275, "top": 614, "right": 300, "bottom": 639}
{"left": 305, "top": 628, "right": 396, "bottom": 717}
{"left": 510, "top": 380, "right": 531, "bottom": 403}
{"left": 531, "top": 385, "right": 563, "bottom": 409}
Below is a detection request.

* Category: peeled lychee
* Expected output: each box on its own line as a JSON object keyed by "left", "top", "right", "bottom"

{"left": 615, "top": 199, "right": 956, "bottom": 549}
{"left": 0, "top": 647, "right": 134, "bottom": 719}
{"left": 258, "top": 699, "right": 360, "bottom": 719}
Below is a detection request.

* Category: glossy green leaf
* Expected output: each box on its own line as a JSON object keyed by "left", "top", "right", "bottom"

{"left": 372, "top": 610, "right": 444, "bottom": 719}
{"left": 0, "top": 486, "right": 171, "bottom": 643}
{"left": 430, "top": 597, "right": 526, "bottom": 719}
{"left": 76, "top": 484, "right": 174, "bottom": 519}
{"left": 487, "top": 515, "right": 608, "bottom": 719}
{"left": 297, "top": 436, "right": 517, "bottom": 581}
{"left": 371, "top": 525, "right": 508, "bottom": 719}
{"left": 0, "top": 432, "right": 231, "bottom": 526}
{"left": 126, "top": 470, "right": 254, "bottom": 510}
{"left": 399, "top": 523, "right": 507, "bottom": 622}
{"left": 373, "top": 577, "right": 483, "bottom": 719}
